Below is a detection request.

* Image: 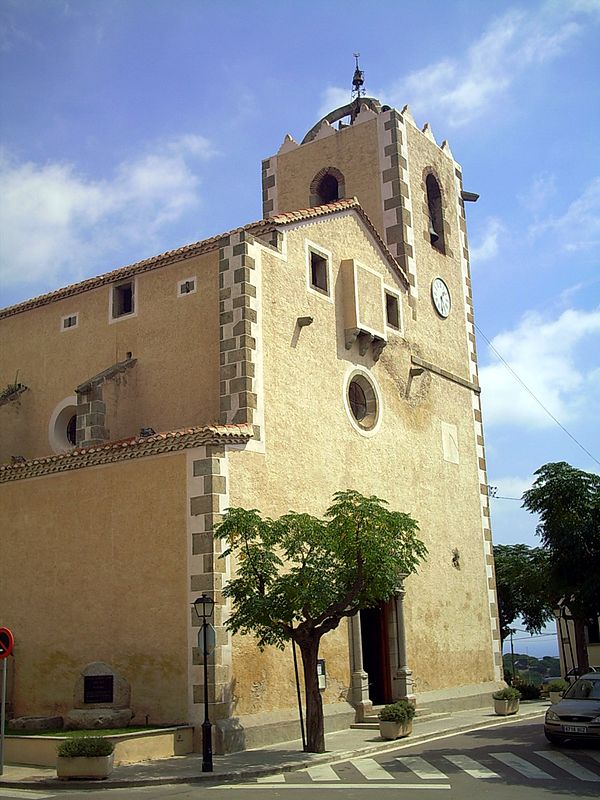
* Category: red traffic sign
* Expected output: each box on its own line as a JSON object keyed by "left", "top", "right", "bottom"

{"left": 0, "top": 627, "right": 14, "bottom": 659}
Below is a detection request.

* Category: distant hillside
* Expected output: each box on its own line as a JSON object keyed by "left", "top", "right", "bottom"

{"left": 503, "top": 652, "right": 561, "bottom": 685}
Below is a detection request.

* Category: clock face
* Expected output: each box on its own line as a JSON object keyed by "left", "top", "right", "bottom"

{"left": 431, "top": 277, "right": 451, "bottom": 318}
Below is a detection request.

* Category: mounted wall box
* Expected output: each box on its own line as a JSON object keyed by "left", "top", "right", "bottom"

{"left": 316, "top": 659, "right": 327, "bottom": 690}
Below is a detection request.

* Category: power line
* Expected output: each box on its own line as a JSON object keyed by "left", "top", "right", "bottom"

{"left": 475, "top": 324, "right": 600, "bottom": 467}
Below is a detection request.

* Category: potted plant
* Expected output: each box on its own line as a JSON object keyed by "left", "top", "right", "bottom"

{"left": 378, "top": 700, "right": 416, "bottom": 740}
{"left": 493, "top": 686, "right": 521, "bottom": 716}
{"left": 547, "top": 679, "right": 568, "bottom": 705}
{"left": 56, "top": 736, "right": 115, "bottom": 780}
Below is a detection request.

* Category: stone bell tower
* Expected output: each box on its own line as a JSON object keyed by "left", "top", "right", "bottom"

{"left": 261, "top": 63, "right": 503, "bottom": 687}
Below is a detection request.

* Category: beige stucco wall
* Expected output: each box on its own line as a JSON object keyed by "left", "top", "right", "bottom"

{"left": 274, "top": 118, "right": 384, "bottom": 233}
{"left": 0, "top": 250, "right": 220, "bottom": 463}
{"left": 0, "top": 453, "right": 189, "bottom": 723}
{"left": 227, "top": 212, "right": 495, "bottom": 701}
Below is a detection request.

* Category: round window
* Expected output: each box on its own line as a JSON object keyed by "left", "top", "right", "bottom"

{"left": 48, "top": 396, "right": 79, "bottom": 453}
{"left": 66, "top": 414, "right": 78, "bottom": 446}
{"left": 346, "top": 373, "right": 379, "bottom": 432}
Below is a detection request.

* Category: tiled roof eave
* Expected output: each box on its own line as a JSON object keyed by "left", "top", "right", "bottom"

{"left": 0, "top": 424, "right": 253, "bottom": 483}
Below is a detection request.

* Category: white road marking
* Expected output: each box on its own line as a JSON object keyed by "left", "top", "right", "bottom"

{"left": 491, "top": 752, "right": 554, "bottom": 779}
{"left": 350, "top": 757, "right": 395, "bottom": 780}
{"left": 256, "top": 773, "right": 286, "bottom": 782}
{"left": 396, "top": 756, "right": 448, "bottom": 779}
{"left": 443, "top": 754, "right": 500, "bottom": 779}
{"left": 306, "top": 763, "right": 341, "bottom": 781}
{"left": 214, "top": 784, "right": 451, "bottom": 790}
{"left": 535, "top": 750, "right": 600, "bottom": 781}
{"left": 0, "top": 791, "right": 56, "bottom": 799}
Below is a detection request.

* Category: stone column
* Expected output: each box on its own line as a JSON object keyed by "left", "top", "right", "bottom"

{"left": 76, "top": 384, "right": 109, "bottom": 448}
{"left": 393, "top": 578, "right": 415, "bottom": 704}
{"left": 348, "top": 613, "right": 372, "bottom": 721}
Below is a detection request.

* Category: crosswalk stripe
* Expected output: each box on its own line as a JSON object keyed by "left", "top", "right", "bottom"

{"left": 256, "top": 773, "right": 286, "bottom": 782}
{"left": 306, "top": 763, "right": 341, "bottom": 781}
{"left": 396, "top": 756, "right": 448, "bottom": 779}
{"left": 350, "top": 757, "right": 395, "bottom": 780}
{"left": 535, "top": 750, "right": 600, "bottom": 781}
{"left": 443, "top": 754, "right": 500, "bottom": 779}
{"left": 215, "top": 784, "right": 451, "bottom": 791}
{"left": 491, "top": 752, "right": 554, "bottom": 779}
{"left": 0, "top": 791, "right": 56, "bottom": 799}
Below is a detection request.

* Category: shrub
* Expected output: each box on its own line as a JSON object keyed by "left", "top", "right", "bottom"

{"left": 518, "top": 683, "right": 541, "bottom": 700}
{"left": 379, "top": 700, "right": 416, "bottom": 724}
{"left": 493, "top": 686, "right": 521, "bottom": 701}
{"left": 57, "top": 737, "right": 114, "bottom": 758}
{"left": 547, "top": 679, "right": 568, "bottom": 693}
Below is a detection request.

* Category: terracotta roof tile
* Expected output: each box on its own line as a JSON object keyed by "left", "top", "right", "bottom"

{"left": 1, "top": 200, "right": 407, "bottom": 319}
{"left": 0, "top": 423, "right": 253, "bottom": 482}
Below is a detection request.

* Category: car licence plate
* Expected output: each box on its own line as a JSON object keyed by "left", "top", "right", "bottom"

{"left": 563, "top": 725, "right": 587, "bottom": 733}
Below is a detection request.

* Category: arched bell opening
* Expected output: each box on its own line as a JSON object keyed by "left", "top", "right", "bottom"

{"left": 425, "top": 173, "right": 445, "bottom": 254}
{"left": 310, "top": 167, "right": 346, "bottom": 208}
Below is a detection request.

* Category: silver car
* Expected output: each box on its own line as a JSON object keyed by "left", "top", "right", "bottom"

{"left": 544, "top": 673, "right": 600, "bottom": 744}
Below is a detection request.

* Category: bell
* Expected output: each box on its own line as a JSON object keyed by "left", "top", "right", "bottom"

{"left": 428, "top": 218, "right": 439, "bottom": 244}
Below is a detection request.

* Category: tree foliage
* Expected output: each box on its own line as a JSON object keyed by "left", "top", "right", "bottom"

{"left": 522, "top": 462, "right": 600, "bottom": 621}
{"left": 493, "top": 543, "right": 555, "bottom": 644}
{"left": 216, "top": 490, "right": 426, "bottom": 752}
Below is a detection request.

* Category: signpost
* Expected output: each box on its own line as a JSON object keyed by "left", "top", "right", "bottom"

{"left": 0, "top": 627, "right": 15, "bottom": 776}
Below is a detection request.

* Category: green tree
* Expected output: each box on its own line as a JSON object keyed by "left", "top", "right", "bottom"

{"left": 493, "top": 543, "right": 555, "bottom": 646}
{"left": 522, "top": 462, "right": 600, "bottom": 669}
{"left": 216, "top": 490, "right": 426, "bottom": 753}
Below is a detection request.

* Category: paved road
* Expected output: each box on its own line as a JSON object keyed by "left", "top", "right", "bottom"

{"left": 1, "top": 718, "right": 599, "bottom": 800}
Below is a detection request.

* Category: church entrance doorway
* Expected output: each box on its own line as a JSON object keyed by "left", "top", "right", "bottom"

{"left": 360, "top": 603, "right": 392, "bottom": 705}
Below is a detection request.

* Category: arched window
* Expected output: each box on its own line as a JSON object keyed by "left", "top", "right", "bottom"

{"left": 425, "top": 173, "right": 445, "bottom": 253}
{"left": 310, "top": 167, "right": 345, "bottom": 207}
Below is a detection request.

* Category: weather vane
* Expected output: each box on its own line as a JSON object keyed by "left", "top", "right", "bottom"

{"left": 352, "top": 53, "right": 365, "bottom": 100}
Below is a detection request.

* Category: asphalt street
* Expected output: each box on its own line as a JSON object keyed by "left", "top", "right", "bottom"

{"left": 1, "top": 718, "right": 598, "bottom": 800}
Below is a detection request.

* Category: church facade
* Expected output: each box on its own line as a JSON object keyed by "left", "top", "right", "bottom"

{"left": 0, "top": 92, "right": 503, "bottom": 752}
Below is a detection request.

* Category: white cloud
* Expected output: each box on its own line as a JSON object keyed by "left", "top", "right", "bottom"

{"left": 318, "top": 86, "right": 351, "bottom": 119}
{"left": 320, "top": 3, "right": 598, "bottom": 128}
{"left": 530, "top": 177, "right": 600, "bottom": 252}
{"left": 470, "top": 217, "right": 504, "bottom": 263}
{"left": 479, "top": 306, "right": 600, "bottom": 428}
{"left": 0, "top": 135, "right": 214, "bottom": 297}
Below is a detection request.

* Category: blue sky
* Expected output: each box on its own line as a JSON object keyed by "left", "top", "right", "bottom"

{"left": 1, "top": 0, "right": 599, "bottom": 566}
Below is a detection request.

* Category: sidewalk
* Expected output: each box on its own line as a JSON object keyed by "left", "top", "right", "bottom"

{"left": 0, "top": 702, "right": 548, "bottom": 790}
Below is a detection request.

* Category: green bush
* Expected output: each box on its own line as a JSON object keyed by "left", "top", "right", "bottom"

{"left": 547, "top": 679, "right": 568, "bottom": 693}
{"left": 493, "top": 686, "right": 521, "bottom": 701}
{"left": 57, "top": 737, "right": 114, "bottom": 758}
{"left": 379, "top": 700, "right": 416, "bottom": 723}
{"left": 518, "top": 683, "right": 541, "bottom": 700}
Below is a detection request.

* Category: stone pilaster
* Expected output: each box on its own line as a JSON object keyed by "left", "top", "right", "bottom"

{"left": 76, "top": 385, "right": 109, "bottom": 448}
{"left": 262, "top": 157, "right": 278, "bottom": 218}
{"left": 187, "top": 446, "right": 234, "bottom": 753}
{"left": 392, "top": 582, "right": 415, "bottom": 703}
{"left": 377, "top": 109, "right": 418, "bottom": 308}
{"left": 219, "top": 231, "right": 262, "bottom": 441}
{"left": 453, "top": 165, "right": 503, "bottom": 682}
{"left": 348, "top": 614, "right": 372, "bottom": 721}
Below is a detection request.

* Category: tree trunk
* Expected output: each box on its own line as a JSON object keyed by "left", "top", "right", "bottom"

{"left": 298, "top": 635, "right": 325, "bottom": 753}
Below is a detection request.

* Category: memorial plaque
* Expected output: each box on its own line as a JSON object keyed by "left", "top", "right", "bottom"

{"left": 84, "top": 674, "right": 114, "bottom": 704}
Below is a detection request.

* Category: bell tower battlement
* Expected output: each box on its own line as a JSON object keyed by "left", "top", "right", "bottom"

{"left": 262, "top": 94, "right": 477, "bottom": 321}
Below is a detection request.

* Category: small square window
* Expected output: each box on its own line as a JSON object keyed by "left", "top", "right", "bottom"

{"left": 61, "top": 314, "right": 78, "bottom": 331}
{"left": 178, "top": 277, "right": 196, "bottom": 296}
{"left": 113, "top": 282, "right": 134, "bottom": 318}
{"left": 310, "top": 251, "right": 328, "bottom": 294}
{"left": 385, "top": 292, "right": 400, "bottom": 330}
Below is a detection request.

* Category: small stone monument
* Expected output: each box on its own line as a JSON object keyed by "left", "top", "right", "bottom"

{"left": 64, "top": 662, "right": 133, "bottom": 730}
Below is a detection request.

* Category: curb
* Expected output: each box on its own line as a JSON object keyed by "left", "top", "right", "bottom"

{"left": 0, "top": 707, "right": 547, "bottom": 790}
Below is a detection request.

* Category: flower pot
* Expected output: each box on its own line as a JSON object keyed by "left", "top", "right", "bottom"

{"left": 494, "top": 698, "right": 519, "bottom": 716}
{"left": 57, "top": 753, "right": 114, "bottom": 780}
{"left": 379, "top": 720, "right": 413, "bottom": 740}
{"left": 549, "top": 691, "right": 563, "bottom": 705}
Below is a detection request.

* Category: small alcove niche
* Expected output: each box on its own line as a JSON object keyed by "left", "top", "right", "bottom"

{"left": 426, "top": 173, "right": 445, "bottom": 254}
{"left": 310, "top": 167, "right": 345, "bottom": 207}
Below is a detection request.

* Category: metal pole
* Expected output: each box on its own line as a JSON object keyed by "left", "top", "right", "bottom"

{"left": 291, "top": 635, "right": 306, "bottom": 751}
{"left": 0, "top": 659, "right": 7, "bottom": 776}
{"left": 201, "top": 612, "right": 213, "bottom": 772}
{"left": 510, "top": 630, "right": 515, "bottom": 685}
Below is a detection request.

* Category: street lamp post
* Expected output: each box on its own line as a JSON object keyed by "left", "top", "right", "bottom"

{"left": 194, "top": 594, "right": 215, "bottom": 773}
